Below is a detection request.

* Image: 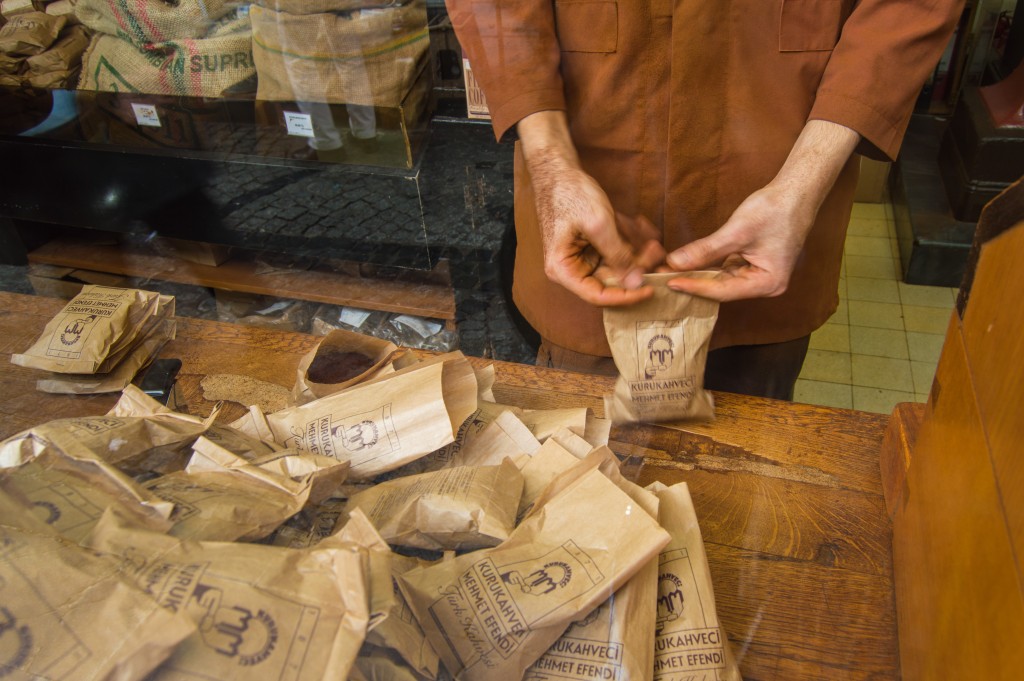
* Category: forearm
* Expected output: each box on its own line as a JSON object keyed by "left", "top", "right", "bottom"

{"left": 770, "top": 119, "right": 861, "bottom": 222}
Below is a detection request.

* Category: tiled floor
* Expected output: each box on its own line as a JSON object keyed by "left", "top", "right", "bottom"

{"left": 794, "top": 201, "right": 957, "bottom": 415}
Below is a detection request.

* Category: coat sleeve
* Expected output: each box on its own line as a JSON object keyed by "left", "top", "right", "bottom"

{"left": 444, "top": 0, "right": 566, "bottom": 140}
{"left": 810, "top": 0, "right": 965, "bottom": 161}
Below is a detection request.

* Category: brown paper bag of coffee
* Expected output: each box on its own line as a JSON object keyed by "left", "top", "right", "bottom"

{"left": 388, "top": 400, "right": 510, "bottom": 476}
{"left": 0, "top": 11, "right": 65, "bottom": 55}
{"left": 247, "top": 447, "right": 349, "bottom": 505}
{"left": 519, "top": 407, "right": 589, "bottom": 442}
{"left": 351, "top": 644, "right": 431, "bottom": 681}
{"left": 35, "top": 317, "right": 176, "bottom": 394}
{"left": 363, "top": 552, "right": 441, "bottom": 679}
{"left": 603, "top": 272, "right": 719, "bottom": 424}
{"left": 398, "top": 467, "right": 671, "bottom": 681}
{"left": 328, "top": 508, "right": 395, "bottom": 633}
{"left": 11, "top": 286, "right": 172, "bottom": 374}
{"left": 266, "top": 496, "right": 346, "bottom": 548}
{"left": 266, "top": 352, "right": 478, "bottom": 480}
{"left": 0, "top": 51, "right": 24, "bottom": 74}
{"left": 449, "top": 409, "right": 541, "bottom": 468}
{"left": 345, "top": 458, "right": 523, "bottom": 551}
{"left": 292, "top": 328, "right": 404, "bottom": 406}
{"left": 0, "top": 494, "right": 196, "bottom": 680}
{"left": 0, "top": 391, "right": 216, "bottom": 473}
{"left": 0, "top": 448, "right": 173, "bottom": 542}
{"left": 516, "top": 438, "right": 582, "bottom": 519}
{"left": 141, "top": 437, "right": 314, "bottom": 541}
{"left": 85, "top": 509, "right": 373, "bottom": 681}
{"left": 650, "top": 482, "right": 741, "bottom": 681}
{"left": 524, "top": 470, "right": 659, "bottom": 681}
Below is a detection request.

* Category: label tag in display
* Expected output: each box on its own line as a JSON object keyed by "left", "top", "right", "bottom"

{"left": 284, "top": 111, "right": 315, "bottom": 138}
{"left": 131, "top": 103, "right": 161, "bottom": 127}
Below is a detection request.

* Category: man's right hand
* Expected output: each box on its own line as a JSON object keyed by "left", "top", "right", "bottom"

{"left": 518, "top": 110, "right": 663, "bottom": 306}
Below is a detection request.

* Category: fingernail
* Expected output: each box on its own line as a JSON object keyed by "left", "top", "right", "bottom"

{"left": 667, "top": 252, "right": 687, "bottom": 270}
{"left": 622, "top": 269, "right": 644, "bottom": 289}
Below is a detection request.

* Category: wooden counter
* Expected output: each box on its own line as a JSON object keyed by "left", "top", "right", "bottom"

{"left": 0, "top": 291, "right": 896, "bottom": 681}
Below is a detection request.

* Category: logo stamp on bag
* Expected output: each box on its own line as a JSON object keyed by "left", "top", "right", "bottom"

{"left": 0, "top": 606, "right": 33, "bottom": 677}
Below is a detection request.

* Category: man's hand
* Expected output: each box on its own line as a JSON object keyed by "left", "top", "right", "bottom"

{"left": 519, "top": 111, "right": 664, "bottom": 306}
{"left": 666, "top": 120, "right": 861, "bottom": 302}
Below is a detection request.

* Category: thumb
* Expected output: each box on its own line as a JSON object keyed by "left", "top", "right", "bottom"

{"left": 667, "top": 232, "right": 735, "bottom": 272}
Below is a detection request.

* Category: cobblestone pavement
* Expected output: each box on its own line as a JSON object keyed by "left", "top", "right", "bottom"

{"left": 0, "top": 119, "right": 538, "bottom": 365}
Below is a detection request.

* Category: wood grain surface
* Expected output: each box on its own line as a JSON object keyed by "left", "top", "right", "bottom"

{"left": 0, "top": 291, "right": 898, "bottom": 681}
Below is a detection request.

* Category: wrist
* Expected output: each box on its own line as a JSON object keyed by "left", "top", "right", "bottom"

{"left": 517, "top": 110, "right": 580, "bottom": 172}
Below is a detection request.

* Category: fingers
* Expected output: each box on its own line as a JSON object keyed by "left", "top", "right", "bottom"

{"left": 667, "top": 265, "right": 789, "bottom": 302}
{"left": 666, "top": 231, "right": 736, "bottom": 272}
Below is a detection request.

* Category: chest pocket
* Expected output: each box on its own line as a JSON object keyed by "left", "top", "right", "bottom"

{"left": 779, "top": 0, "right": 843, "bottom": 51}
{"left": 554, "top": 0, "right": 618, "bottom": 53}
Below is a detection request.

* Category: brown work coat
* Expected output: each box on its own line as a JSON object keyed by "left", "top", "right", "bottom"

{"left": 448, "top": 0, "right": 963, "bottom": 355}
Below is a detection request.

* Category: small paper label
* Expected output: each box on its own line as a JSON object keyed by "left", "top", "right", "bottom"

{"left": 131, "top": 103, "right": 161, "bottom": 127}
{"left": 284, "top": 111, "right": 315, "bottom": 138}
{"left": 339, "top": 307, "right": 372, "bottom": 328}
{"left": 394, "top": 315, "right": 442, "bottom": 337}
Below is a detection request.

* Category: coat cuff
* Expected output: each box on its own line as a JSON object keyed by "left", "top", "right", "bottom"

{"left": 809, "top": 88, "right": 908, "bottom": 162}
{"left": 487, "top": 88, "right": 567, "bottom": 142}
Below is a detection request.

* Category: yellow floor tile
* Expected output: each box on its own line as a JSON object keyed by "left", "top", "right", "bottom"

{"left": 906, "top": 331, "right": 946, "bottom": 363}
{"left": 794, "top": 379, "right": 853, "bottom": 409}
{"left": 848, "top": 300, "right": 905, "bottom": 330}
{"left": 916, "top": 393, "right": 930, "bottom": 403}
{"left": 828, "top": 298, "right": 849, "bottom": 325}
{"left": 846, "top": 255, "right": 899, "bottom": 280}
{"left": 799, "top": 349, "right": 852, "bottom": 384}
{"left": 903, "top": 304, "right": 953, "bottom": 334}
{"left": 911, "top": 360, "right": 938, "bottom": 394}
{"left": 846, "top": 277, "right": 900, "bottom": 303}
{"left": 849, "top": 326, "right": 909, "bottom": 359}
{"left": 852, "top": 386, "right": 918, "bottom": 414}
{"left": 809, "top": 323, "right": 850, "bottom": 353}
{"left": 847, "top": 217, "right": 891, "bottom": 238}
{"left": 845, "top": 236, "right": 893, "bottom": 258}
{"left": 851, "top": 354, "right": 915, "bottom": 391}
{"left": 851, "top": 203, "right": 888, "bottom": 221}
{"left": 898, "top": 281, "right": 956, "bottom": 308}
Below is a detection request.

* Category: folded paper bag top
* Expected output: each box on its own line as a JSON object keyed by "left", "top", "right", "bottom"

{"left": 603, "top": 272, "right": 720, "bottom": 424}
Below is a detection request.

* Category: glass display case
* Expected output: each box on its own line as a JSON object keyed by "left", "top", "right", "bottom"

{"left": 1, "top": 1, "right": 1022, "bottom": 680}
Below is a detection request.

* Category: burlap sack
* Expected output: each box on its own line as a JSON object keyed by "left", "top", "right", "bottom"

{"left": 257, "top": 0, "right": 412, "bottom": 14}
{"left": 0, "top": 11, "right": 65, "bottom": 55}
{"left": 78, "top": 14, "right": 254, "bottom": 97}
{"left": 398, "top": 468, "right": 671, "bottom": 681}
{"left": 85, "top": 509, "right": 374, "bottom": 681}
{"left": 604, "top": 272, "right": 720, "bottom": 424}
{"left": 250, "top": 2, "right": 429, "bottom": 106}
{"left": 74, "top": 0, "right": 236, "bottom": 43}
{"left": 0, "top": 494, "right": 196, "bottom": 680}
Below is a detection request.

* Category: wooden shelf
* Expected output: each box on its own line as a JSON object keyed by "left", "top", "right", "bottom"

{"left": 27, "top": 238, "right": 456, "bottom": 322}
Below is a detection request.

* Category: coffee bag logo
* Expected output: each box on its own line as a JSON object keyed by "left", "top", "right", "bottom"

{"left": 645, "top": 334, "right": 676, "bottom": 379}
{"left": 60, "top": 315, "right": 97, "bottom": 347}
{"left": 188, "top": 586, "right": 278, "bottom": 666}
{"left": 31, "top": 500, "right": 61, "bottom": 525}
{"left": 502, "top": 561, "right": 573, "bottom": 596}
{"left": 336, "top": 419, "right": 379, "bottom": 452}
{"left": 0, "top": 606, "right": 33, "bottom": 678}
{"left": 655, "top": 572, "right": 685, "bottom": 634}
